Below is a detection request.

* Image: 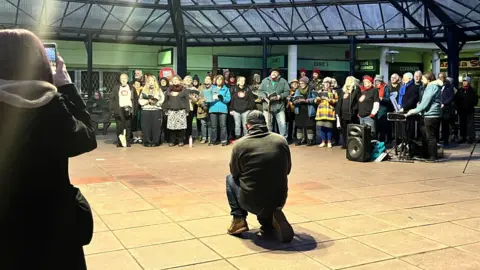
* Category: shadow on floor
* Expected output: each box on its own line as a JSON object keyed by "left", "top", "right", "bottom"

{"left": 235, "top": 229, "right": 329, "bottom": 253}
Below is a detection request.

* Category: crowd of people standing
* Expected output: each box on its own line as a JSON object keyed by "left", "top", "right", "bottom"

{"left": 102, "top": 67, "right": 478, "bottom": 155}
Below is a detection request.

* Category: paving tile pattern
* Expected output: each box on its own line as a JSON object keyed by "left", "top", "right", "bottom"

{"left": 71, "top": 136, "right": 480, "bottom": 269}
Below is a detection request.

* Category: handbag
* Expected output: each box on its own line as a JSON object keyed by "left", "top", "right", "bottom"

{"left": 73, "top": 186, "right": 94, "bottom": 246}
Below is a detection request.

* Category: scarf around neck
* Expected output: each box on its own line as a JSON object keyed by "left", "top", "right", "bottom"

{"left": 377, "top": 82, "right": 386, "bottom": 98}
{"left": 299, "top": 86, "right": 309, "bottom": 95}
{"left": 398, "top": 80, "right": 413, "bottom": 107}
{"left": 171, "top": 84, "right": 183, "bottom": 92}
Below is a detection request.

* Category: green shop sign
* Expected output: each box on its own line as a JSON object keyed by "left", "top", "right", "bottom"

{"left": 267, "top": 55, "right": 285, "bottom": 68}
{"left": 355, "top": 60, "right": 378, "bottom": 72}
{"left": 298, "top": 59, "right": 350, "bottom": 72}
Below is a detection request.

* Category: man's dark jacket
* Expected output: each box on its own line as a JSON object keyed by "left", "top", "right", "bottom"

{"left": 455, "top": 86, "right": 479, "bottom": 114}
{"left": 402, "top": 82, "right": 420, "bottom": 111}
{"left": 230, "top": 124, "right": 291, "bottom": 211}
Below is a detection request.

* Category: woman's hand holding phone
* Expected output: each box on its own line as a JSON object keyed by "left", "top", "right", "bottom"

{"left": 53, "top": 54, "right": 72, "bottom": 88}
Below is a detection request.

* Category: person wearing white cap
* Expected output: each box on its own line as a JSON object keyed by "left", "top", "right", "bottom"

{"left": 454, "top": 77, "right": 478, "bottom": 144}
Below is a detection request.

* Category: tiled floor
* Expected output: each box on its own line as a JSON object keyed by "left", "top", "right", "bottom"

{"left": 71, "top": 135, "right": 480, "bottom": 270}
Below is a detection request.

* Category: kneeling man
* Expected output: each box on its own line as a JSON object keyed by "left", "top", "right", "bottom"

{"left": 226, "top": 110, "right": 294, "bottom": 242}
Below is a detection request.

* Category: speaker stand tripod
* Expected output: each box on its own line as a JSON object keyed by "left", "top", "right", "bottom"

{"left": 387, "top": 118, "right": 414, "bottom": 163}
{"left": 463, "top": 138, "right": 478, "bottom": 173}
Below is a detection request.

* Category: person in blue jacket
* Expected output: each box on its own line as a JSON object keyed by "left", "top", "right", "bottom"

{"left": 208, "top": 74, "right": 231, "bottom": 146}
{"left": 292, "top": 77, "right": 317, "bottom": 146}
{"left": 406, "top": 72, "right": 442, "bottom": 162}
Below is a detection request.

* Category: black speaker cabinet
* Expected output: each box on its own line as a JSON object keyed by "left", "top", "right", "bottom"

{"left": 346, "top": 124, "right": 372, "bottom": 162}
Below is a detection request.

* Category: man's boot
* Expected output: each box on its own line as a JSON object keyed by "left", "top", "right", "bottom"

{"left": 272, "top": 209, "right": 294, "bottom": 243}
{"left": 227, "top": 217, "right": 249, "bottom": 235}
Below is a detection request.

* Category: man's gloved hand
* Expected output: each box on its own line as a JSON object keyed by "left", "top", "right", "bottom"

{"left": 218, "top": 94, "right": 224, "bottom": 101}
{"left": 406, "top": 109, "right": 416, "bottom": 117}
{"left": 268, "top": 95, "right": 278, "bottom": 101}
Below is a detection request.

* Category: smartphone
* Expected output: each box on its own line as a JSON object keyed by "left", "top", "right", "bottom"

{"left": 44, "top": 43, "right": 57, "bottom": 70}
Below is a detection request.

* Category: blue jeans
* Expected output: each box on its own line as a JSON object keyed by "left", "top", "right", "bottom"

{"left": 320, "top": 126, "right": 333, "bottom": 142}
{"left": 263, "top": 110, "right": 287, "bottom": 138}
{"left": 210, "top": 113, "right": 227, "bottom": 143}
{"left": 199, "top": 118, "right": 210, "bottom": 140}
{"left": 232, "top": 111, "right": 250, "bottom": 137}
{"left": 360, "top": 116, "right": 376, "bottom": 136}
{"left": 225, "top": 174, "right": 276, "bottom": 227}
{"left": 226, "top": 174, "right": 248, "bottom": 218}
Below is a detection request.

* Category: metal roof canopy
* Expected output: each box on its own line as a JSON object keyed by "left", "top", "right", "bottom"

{"left": 1, "top": 0, "right": 480, "bottom": 47}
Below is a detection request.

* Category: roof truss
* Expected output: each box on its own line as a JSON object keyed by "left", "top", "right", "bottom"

{"left": 0, "top": 0, "right": 478, "bottom": 46}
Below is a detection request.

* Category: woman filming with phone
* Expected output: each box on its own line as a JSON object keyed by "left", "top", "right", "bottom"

{"left": 0, "top": 29, "right": 97, "bottom": 269}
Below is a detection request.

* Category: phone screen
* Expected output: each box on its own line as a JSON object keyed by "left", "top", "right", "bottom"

{"left": 44, "top": 44, "right": 57, "bottom": 69}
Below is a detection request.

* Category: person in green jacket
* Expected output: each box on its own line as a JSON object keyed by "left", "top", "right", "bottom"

{"left": 259, "top": 68, "right": 291, "bottom": 139}
{"left": 406, "top": 72, "right": 443, "bottom": 162}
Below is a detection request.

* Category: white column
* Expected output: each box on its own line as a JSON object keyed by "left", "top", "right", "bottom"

{"left": 288, "top": 45, "right": 297, "bottom": 82}
{"left": 172, "top": 47, "right": 178, "bottom": 74}
{"left": 379, "top": 47, "right": 389, "bottom": 81}
{"left": 432, "top": 50, "right": 441, "bottom": 76}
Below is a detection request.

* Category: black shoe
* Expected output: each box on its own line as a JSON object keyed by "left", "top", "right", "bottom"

{"left": 259, "top": 225, "right": 275, "bottom": 236}
{"left": 168, "top": 143, "right": 175, "bottom": 147}
{"left": 221, "top": 142, "right": 227, "bottom": 146}
{"left": 306, "top": 140, "right": 314, "bottom": 146}
{"left": 126, "top": 143, "right": 131, "bottom": 147}
{"left": 272, "top": 209, "right": 294, "bottom": 243}
{"left": 178, "top": 142, "right": 185, "bottom": 147}
{"left": 116, "top": 144, "right": 122, "bottom": 148}
{"left": 341, "top": 145, "right": 347, "bottom": 149}
{"left": 295, "top": 140, "right": 303, "bottom": 146}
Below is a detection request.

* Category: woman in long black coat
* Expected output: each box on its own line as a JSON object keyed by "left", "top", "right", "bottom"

{"left": 0, "top": 29, "right": 97, "bottom": 269}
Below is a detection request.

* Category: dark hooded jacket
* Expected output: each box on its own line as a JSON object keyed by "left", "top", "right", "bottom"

{"left": 0, "top": 80, "right": 97, "bottom": 269}
{"left": 455, "top": 85, "right": 479, "bottom": 114}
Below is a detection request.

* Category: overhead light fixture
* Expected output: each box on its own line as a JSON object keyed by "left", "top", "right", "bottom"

{"left": 386, "top": 50, "right": 400, "bottom": 63}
